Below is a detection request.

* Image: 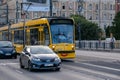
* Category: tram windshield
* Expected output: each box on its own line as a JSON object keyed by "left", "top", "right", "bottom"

{"left": 50, "top": 24, "right": 74, "bottom": 44}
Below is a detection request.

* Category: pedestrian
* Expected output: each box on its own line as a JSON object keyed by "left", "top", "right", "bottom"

{"left": 110, "top": 37, "right": 116, "bottom": 49}
{"left": 31, "top": 37, "right": 36, "bottom": 45}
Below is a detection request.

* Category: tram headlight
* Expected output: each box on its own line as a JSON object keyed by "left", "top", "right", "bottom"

{"left": 72, "top": 45, "right": 74, "bottom": 50}
{"left": 52, "top": 45, "right": 55, "bottom": 50}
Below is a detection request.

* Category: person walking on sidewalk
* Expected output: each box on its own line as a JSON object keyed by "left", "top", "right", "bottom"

{"left": 110, "top": 36, "right": 116, "bottom": 49}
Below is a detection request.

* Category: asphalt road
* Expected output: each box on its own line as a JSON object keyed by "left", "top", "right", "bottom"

{"left": 0, "top": 50, "right": 120, "bottom": 80}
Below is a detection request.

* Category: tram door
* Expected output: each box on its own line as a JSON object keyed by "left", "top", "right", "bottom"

{"left": 30, "top": 28, "right": 39, "bottom": 45}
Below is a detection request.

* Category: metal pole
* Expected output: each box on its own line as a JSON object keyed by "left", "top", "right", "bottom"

{"left": 50, "top": 0, "right": 52, "bottom": 16}
{"left": 99, "top": 0, "right": 101, "bottom": 27}
{"left": 21, "top": 3, "right": 25, "bottom": 48}
{"left": 78, "top": 24, "right": 81, "bottom": 48}
{"left": 23, "top": 14, "right": 26, "bottom": 48}
{"left": 16, "top": 0, "right": 18, "bottom": 23}
{"left": 8, "top": 21, "right": 11, "bottom": 41}
{"left": 21, "top": 2, "right": 32, "bottom": 48}
{"left": 6, "top": 4, "right": 9, "bottom": 24}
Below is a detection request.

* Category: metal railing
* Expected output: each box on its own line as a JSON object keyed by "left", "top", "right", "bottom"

{"left": 75, "top": 40, "right": 120, "bottom": 51}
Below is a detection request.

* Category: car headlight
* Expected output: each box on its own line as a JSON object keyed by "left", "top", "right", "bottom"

{"left": 32, "top": 58, "right": 41, "bottom": 61}
{"left": 0, "top": 51, "right": 3, "bottom": 54}
{"left": 12, "top": 50, "right": 16, "bottom": 53}
{"left": 55, "top": 57, "right": 61, "bottom": 62}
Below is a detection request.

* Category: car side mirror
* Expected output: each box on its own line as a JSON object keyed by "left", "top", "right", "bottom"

{"left": 25, "top": 52, "right": 30, "bottom": 56}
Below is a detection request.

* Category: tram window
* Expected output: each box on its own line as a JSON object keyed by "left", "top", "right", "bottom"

{"left": 0, "top": 33, "right": 2, "bottom": 40}
{"left": 2, "top": 31, "right": 8, "bottom": 40}
{"left": 14, "top": 30, "right": 24, "bottom": 44}
{"left": 30, "top": 28, "right": 39, "bottom": 45}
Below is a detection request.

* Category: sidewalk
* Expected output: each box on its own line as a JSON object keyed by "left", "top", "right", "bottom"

{"left": 76, "top": 49, "right": 120, "bottom": 61}
{"left": 76, "top": 47, "right": 120, "bottom": 53}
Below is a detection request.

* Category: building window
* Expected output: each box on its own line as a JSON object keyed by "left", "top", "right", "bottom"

{"left": 78, "top": 5, "right": 82, "bottom": 12}
{"left": 89, "top": 16, "right": 92, "bottom": 20}
{"left": 62, "top": 12, "right": 66, "bottom": 17}
{"left": 41, "top": 12, "right": 46, "bottom": 16}
{"left": 69, "top": 2, "right": 73, "bottom": 10}
{"left": 104, "top": 4, "right": 107, "bottom": 10}
{"left": 103, "top": 13, "right": 107, "bottom": 20}
{"left": 96, "top": 4, "right": 99, "bottom": 10}
{"left": 17, "top": 12, "right": 20, "bottom": 19}
{"left": 53, "top": 13, "right": 56, "bottom": 16}
{"left": 62, "top": 3, "right": 65, "bottom": 9}
{"left": 96, "top": 14, "right": 98, "bottom": 20}
{"left": 110, "top": 14, "right": 113, "bottom": 20}
{"left": 110, "top": 4, "right": 112, "bottom": 10}
{"left": 89, "top": 4, "right": 92, "bottom": 10}
{"left": 33, "top": 12, "right": 38, "bottom": 18}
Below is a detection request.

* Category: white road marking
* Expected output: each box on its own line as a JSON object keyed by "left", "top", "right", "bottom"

{"left": 0, "top": 63, "right": 18, "bottom": 65}
{"left": 82, "top": 63, "right": 120, "bottom": 72}
{"left": 16, "top": 70, "right": 23, "bottom": 74}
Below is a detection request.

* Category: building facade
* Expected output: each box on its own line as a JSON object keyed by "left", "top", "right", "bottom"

{"left": 84, "top": 0, "right": 115, "bottom": 30}
{"left": 115, "top": 0, "right": 120, "bottom": 13}
{"left": 0, "top": 0, "right": 116, "bottom": 30}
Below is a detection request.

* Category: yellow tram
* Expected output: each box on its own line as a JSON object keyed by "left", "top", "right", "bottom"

{"left": 0, "top": 17, "right": 76, "bottom": 59}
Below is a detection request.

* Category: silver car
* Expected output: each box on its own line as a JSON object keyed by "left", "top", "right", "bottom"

{"left": 19, "top": 45, "right": 61, "bottom": 71}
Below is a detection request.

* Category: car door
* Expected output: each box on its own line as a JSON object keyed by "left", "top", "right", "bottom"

{"left": 21, "top": 47, "right": 29, "bottom": 67}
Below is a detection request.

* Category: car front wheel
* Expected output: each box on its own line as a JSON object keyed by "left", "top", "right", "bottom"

{"left": 20, "top": 59, "right": 24, "bottom": 69}
{"left": 55, "top": 68, "right": 60, "bottom": 71}
{"left": 28, "top": 61, "right": 33, "bottom": 71}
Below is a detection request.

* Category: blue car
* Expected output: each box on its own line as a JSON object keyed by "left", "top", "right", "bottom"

{"left": 19, "top": 45, "right": 61, "bottom": 71}
{"left": 0, "top": 41, "right": 17, "bottom": 59}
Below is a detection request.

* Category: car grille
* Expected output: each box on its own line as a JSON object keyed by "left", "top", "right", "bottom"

{"left": 40, "top": 58, "right": 55, "bottom": 62}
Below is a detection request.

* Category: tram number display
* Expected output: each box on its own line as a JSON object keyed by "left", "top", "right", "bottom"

{"left": 50, "top": 19, "right": 73, "bottom": 24}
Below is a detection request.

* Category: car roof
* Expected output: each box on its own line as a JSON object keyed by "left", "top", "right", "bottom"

{"left": 0, "top": 41, "right": 12, "bottom": 43}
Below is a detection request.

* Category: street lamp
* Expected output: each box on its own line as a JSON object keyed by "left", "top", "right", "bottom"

{"left": 21, "top": 2, "right": 32, "bottom": 48}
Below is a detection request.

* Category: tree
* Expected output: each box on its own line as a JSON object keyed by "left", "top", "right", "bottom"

{"left": 71, "top": 15, "right": 102, "bottom": 40}
{"left": 105, "top": 26, "right": 111, "bottom": 38}
{"left": 110, "top": 11, "right": 120, "bottom": 40}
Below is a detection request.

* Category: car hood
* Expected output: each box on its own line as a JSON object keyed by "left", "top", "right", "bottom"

{"left": 32, "top": 54, "right": 58, "bottom": 59}
{"left": 0, "top": 47, "right": 14, "bottom": 53}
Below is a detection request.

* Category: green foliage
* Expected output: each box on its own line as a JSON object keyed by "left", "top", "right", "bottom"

{"left": 110, "top": 11, "right": 120, "bottom": 40}
{"left": 71, "top": 15, "right": 102, "bottom": 40}
{"left": 105, "top": 26, "right": 111, "bottom": 38}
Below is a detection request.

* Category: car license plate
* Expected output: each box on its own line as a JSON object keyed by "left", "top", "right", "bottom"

{"left": 61, "top": 53, "right": 67, "bottom": 56}
{"left": 6, "top": 53, "right": 11, "bottom": 56}
{"left": 44, "top": 64, "right": 53, "bottom": 66}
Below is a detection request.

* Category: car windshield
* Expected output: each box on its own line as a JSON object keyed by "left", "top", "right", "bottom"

{"left": 30, "top": 46, "right": 54, "bottom": 54}
{"left": 0, "top": 41, "right": 13, "bottom": 48}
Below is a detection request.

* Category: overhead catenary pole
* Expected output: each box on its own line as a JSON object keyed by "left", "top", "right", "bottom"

{"left": 21, "top": 2, "right": 32, "bottom": 48}
{"left": 78, "top": 0, "right": 83, "bottom": 48}
{"left": 6, "top": 4, "right": 9, "bottom": 24}
{"left": 99, "top": 0, "right": 101, "bottom": 27}
{"left": 50, "top": 0, "right": 52, "bottom": 16}
{"left": 16, "top": 0, "right": 18, "bottom": 23}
